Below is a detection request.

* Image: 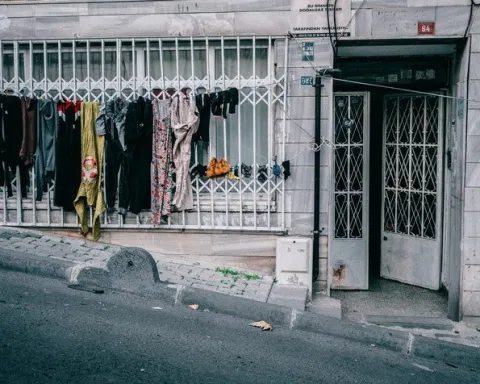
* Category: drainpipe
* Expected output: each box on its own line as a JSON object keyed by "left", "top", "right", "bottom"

{"left": 313, "top": 69, "right": 340, "bottom": 283}
{"left": 312, "top": 74, "right": 323, "bottom": 282}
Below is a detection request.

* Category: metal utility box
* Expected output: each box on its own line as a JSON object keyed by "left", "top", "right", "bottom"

{"left": 276, "top": 237, "right": 312, "bottom": 298}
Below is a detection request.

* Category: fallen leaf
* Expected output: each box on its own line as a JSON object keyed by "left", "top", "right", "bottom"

{"left": 189, "top": 304, "right": 199, "bottom": 311}
{"left": 249, "top": 320, "right": 273, "bottom": 331}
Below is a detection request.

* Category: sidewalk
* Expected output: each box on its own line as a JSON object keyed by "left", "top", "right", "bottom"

{"left": 0, "top": 227, "right": 275, "bottom": 304}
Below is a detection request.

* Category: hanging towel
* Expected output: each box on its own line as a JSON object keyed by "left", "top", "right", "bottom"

{"left": 171, "top": 93, "right": 199, "bottom": 211}
{"left": 74, "top": 102, "right": 105, "bottom": 241}
{"left": 151, "top": 99, "right": 174, "bottom": 224}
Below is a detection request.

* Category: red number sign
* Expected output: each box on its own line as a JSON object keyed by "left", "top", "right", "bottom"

{"left": 418, "top": 22, "right": 435, "bottom": 35}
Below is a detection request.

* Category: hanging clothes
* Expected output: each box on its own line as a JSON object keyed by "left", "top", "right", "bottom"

{"left": 36, "top": 97, "right": 58, "bottom": 201}
{"left": 95, "top": 99, "right": 128, "bottom": 213}
{"left": 193, "top": 93, "right": 210, "bottom": 144}
{"left": 171, "top": 93, "right": 199, "bottom": 211}
{"left": 0, "top": 95, "right": 27, "bottom": 198}
{"left": 74, "top": 102, "right": 105, "bottom": 241}
{"left": 20, "top": 97, "right": 37, "bottom": 167}
{"left": 54, "top": 100, "right": 81, "bottom": 211}
{"left": 151, "top": 99, "right": 174, "bottom": 224}
{"left": 119, "top": 96, "right": 153, "bottom": 216}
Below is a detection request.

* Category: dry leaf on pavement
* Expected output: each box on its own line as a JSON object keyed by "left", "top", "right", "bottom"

{"left": 249, "top": 320, "right": 273, "bottom": 331}
{"left": 189, "top": 304, "right": 199, "bottom": 311}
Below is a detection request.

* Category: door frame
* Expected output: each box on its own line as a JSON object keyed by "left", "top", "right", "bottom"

{"left": 380, "top": 92, "right": 445, "bottom": 290}
{"left": 328, "top": 91, "right": 370, "bottom": 291}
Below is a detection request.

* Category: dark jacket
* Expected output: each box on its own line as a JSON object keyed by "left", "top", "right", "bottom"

{"left": 54, "top": 101, "right": 81, "bottom": 211}
{"left": 0, "top": 95, "right": 27, "bottom": 198}
{"left": 119, "top": 96, "right": 153, "bottom": 215}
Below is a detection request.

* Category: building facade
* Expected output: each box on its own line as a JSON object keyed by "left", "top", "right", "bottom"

{"left": 0, "top": 0, "right": 479, "bottom": 319}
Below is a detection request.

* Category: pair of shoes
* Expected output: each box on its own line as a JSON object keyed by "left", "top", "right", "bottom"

{"left": 206, "top": 157, "right": 231, "bottom": 178}
{"left": 191, "top": 164, "right": 207, "bottom": 178}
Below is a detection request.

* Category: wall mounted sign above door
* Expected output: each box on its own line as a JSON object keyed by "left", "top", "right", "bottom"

{"left": 418, "top": 22, "right": 435, "bottom": 35}
{"left": 290, "top": 0, "right": 352, "bottom": 38}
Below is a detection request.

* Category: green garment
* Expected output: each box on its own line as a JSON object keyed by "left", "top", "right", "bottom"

{"left": 74, "top": 102, "right": 105, "bottom": 241}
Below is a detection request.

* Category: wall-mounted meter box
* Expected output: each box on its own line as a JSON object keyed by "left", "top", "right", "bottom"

{"left": 276, "top": 237, "right": 312, "bottom": 298}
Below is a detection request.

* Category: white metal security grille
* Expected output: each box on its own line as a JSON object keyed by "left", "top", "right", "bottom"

{"left": 0, "top": 37, "right": 288, "bottom": 232}
{"left": 333, "top": 94, "right": 366, "bottom": 239}
{"left": 383, "top": 95, "right": 440, "bottom": 239}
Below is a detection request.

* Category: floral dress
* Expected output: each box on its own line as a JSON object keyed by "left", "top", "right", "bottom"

{"left": 151, "top": 99, "right": 174, "bottom": 225}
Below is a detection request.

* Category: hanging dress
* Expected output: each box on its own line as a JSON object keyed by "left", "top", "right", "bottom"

{"left": 74, "top": 102, "right": 105, "bottom": 241}
{"left": 151, "top": 99, "right": 174, "bottom": 224}
{"left": 171, "top": 93, "right": 199, "bottom": 211}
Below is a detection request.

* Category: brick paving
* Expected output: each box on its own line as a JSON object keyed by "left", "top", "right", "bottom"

{"left": 0, "top": 227, "right": 274, "bottom": 303}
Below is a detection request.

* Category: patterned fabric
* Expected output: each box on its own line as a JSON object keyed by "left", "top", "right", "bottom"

{"left": 74, "top": 102, "right": 105, "bottom": 241}
{"left": 151, "top": 99, "right": 174, "bottom": 225}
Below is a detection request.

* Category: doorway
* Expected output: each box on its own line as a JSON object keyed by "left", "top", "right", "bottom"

{"left": 330, "top": 90, "right": 446, "bottom": 291}
{"left": 329, "top": 89, "right": 449, "bottom": 321}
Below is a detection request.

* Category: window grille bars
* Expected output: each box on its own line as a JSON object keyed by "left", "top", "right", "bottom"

{"left": 0, "top": 37, "right": 288, "bottom": 232}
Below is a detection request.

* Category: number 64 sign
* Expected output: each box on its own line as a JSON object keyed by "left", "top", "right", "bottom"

{"left": 418, "top": 22, "right": 435, "bottom": 35}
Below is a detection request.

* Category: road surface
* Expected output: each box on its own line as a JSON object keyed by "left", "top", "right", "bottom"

{"left": 0, "top": 270, "right": 477, "bottom": 384}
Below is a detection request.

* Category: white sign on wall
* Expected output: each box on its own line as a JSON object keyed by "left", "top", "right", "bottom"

{"left": 290, "top": 0, "right": 352, "bottom": 38}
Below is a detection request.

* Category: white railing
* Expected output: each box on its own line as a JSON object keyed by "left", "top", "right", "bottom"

{"left": 0, "top": 37, "right": 288, "bottom": 232}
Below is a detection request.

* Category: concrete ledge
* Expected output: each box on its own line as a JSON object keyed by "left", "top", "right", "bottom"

{"left": 179, "top": 286, "right": 293, "bottom": 327}
{"left": 295, "top": 311, "right": 410, "bottom": 354}
{"left": 411, "top": 335, "right": 480, "bottom": 370}
{"left": 0, "top": 248, "right": 75, "bottom": 281}
{"left": 365, "top": 315, "right": 455, "bottom": 331}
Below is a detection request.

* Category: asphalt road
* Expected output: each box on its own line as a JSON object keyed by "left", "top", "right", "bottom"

{"left": 0, "top": 270, "right": 477, "bottom": 384}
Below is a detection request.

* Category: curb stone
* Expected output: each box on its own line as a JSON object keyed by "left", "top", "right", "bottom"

{"left": 1, "top": 239, "right": 479, "bottom": 370}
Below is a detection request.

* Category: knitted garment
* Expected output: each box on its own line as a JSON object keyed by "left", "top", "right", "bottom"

{"left": 74, "top": 102, "right": 105, "bottom": 241}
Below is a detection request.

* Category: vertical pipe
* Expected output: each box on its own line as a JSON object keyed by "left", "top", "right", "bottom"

{"left": 132, "top": 38, "right": 136, "bottom": 98}
{"left": 29, "top": 41, "right": 36, "bottom": 225}
{"left": 312, "top": 74, "right": 322, "bottom": 281}
{"left": 13, "top": 41, "right": 19, "bottom": 93}
{"left": 87, "top": 40, "right": 91, "bottom": 101}
{"left": 408, "top": 97, "right": 413, "bottom": 235}
{"left": 282, "top": 37, "right": 289, "bottom": 230}
{"left": 421, "top": 96, "right": 427, "bottom": 237}
{"left": 267, "top": 36, "right": 272, "bottom": 229}
{"left": 146, "top": 39, "right": 151, "bottom": 96}
{"left": 57, "top": 41, "right": 63, "bottom": 224}
{"left": 101, "top": 40, "right": 105, "bottom": 103}
{"left": 346, "top": 96, "right": 351, "bottom": 237}
{"left": 252, "top": 37, "right": 257, "bottom": 229}
{"left": 394, "top": 97, "right": 400, "bottom": 233}
{"left": 72, "top": 40, "right": 76, "bottom": 100}
{"left": 221, "top": 37, "right": 228, "bottom": 227}
{"left": 206, "top": 37, "right": 214, "bottom": 228}
{"left": 237, "top": 36, "right": 243, "bottom": 228}
{"left": 13, "top": 42, "right": 21, "bottom": 224}
{"left": 0, "top": 41, "right": 5, "bottom": 224}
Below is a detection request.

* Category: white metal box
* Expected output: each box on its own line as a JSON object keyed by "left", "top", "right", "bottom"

{"left": 276, "top": 237, "right": 312, "bottom": 298}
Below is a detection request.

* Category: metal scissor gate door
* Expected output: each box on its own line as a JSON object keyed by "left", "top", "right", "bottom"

{"left": 381, "top": 95, "right": 444, "bottom": 290}
{"left": 330, "top": 93, "right": 370, "bottom": 290}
